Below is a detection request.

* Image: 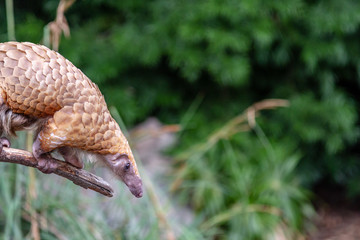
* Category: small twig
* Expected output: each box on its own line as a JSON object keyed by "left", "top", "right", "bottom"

{"left": 0, "top": 147, "right": 114, "bottom": 197}
{"left": 246, "top": 99, "right": 289, "bottom": 128}
{"left": 45, "top": 0, "right": 75, "bottom": 50}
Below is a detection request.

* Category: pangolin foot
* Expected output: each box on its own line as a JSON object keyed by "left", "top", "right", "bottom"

{"left": 36, "top": 153, "right": 59, "bottom": 174}
{"left": 0, "top": 137, "right": 10, "bottom": 153}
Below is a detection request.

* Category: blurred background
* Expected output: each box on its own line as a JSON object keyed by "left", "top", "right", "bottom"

{"left": 0, "top": 0, "right": 360, "bottom": 239}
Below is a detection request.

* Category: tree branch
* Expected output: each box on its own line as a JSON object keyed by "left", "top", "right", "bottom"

{"left": 0, "top": 147, "right": 114, "bottom": 197}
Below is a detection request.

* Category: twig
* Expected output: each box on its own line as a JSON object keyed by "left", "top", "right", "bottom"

{"left": 246, "top": 99, "right": 289, "bottom": 127}
{"left": 0, "top": 147, "right": 114, "bottom": 197}
{"left": 44, "top": 0, "right": 75, "bottom": 50}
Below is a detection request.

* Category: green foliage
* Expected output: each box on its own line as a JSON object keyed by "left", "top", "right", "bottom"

{"left": 281, "top": 91, "right": 358, "bottom": 154}
{"left": 172, "top": 107, "right": 314, "bottom": 239}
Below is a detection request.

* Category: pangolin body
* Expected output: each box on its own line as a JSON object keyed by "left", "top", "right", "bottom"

{"left": 0, "top": 42, "right": 142, "bottom": 195}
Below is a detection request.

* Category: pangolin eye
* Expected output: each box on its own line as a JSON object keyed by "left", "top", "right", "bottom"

{"left": 124, "top": 162, "right": 130, "bottom": 171}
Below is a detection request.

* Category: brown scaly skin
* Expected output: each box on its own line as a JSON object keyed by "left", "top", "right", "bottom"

{"left": 0, "top": 42, "right": 142, "bottom": 198}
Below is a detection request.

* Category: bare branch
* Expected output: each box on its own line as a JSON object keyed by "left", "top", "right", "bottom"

{"left": 0, "top": 147, "right": 114, "bottom": 197}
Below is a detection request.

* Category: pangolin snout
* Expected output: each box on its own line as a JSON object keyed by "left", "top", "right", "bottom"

{"left": 127, "top": 176, "right": 143, "bottom": 198}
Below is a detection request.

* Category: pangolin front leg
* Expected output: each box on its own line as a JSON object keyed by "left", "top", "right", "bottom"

{"left": 32, "top": 114, "right": 66, "bottom": 174}
{"left": 32, "top": 107, "right": 85, "bottom": 173}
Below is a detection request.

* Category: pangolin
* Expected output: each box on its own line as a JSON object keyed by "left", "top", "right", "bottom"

{"left": 0, "top": 41, "right": 142, "bottom": 198}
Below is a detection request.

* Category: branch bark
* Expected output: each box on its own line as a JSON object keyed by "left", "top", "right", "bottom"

{"left": 0, "top": 147, "right": 114, "bottom": 197}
